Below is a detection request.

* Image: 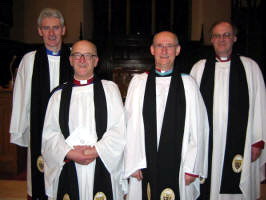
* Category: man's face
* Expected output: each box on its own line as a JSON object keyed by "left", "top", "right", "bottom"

{"left": 211, "top": 22, "right": 237, "bottom": 57}
{"left": 150, "top": 32, "right": 180, "bottom": 71}
{"left": 38, "top": 17, "right": 66, "bottom": 52}
{"left": 69, "top": 41, "right": 99, "bottom": 80}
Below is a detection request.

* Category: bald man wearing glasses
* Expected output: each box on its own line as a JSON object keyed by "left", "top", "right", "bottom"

{"left": 124, "top": 31, "right": 209, "bottom": 200}
{"left": 42, "top": 40, "right": 127, "bottom": 200}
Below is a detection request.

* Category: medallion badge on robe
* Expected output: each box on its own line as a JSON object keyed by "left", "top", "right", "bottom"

{"left": 36, "top": 155, "right": 44, "bottom": 173}
{"left": 94, "top": 192, "right": 107, "bottom": 200}
{"left": 232, "top": 154, "right": 243, "bottom": 173}
{"left": 63, "top": 193, "right": 70, "bottom": 200}
{"left": 160, "top": 188, "right": 175, "bottom": 200}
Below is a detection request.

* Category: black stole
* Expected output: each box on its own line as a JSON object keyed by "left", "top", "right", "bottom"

{"left": 57, "top": 77, "right": 113, "bottom": 200}
{"left": 142, "top": 67, "right": 186, "bottom": 200}
{"left": 199, "top": 54, "right": 249, "bottom": 198}
{"left": 30, "top": 44, "right": 73, "bottom": 199}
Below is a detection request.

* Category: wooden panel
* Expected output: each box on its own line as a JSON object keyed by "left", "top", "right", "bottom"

{"left": 112, "top": 67, "right": 148, "bottom": 100}
{"left": 0, "top": 88, "right": 26, "bottom": 177}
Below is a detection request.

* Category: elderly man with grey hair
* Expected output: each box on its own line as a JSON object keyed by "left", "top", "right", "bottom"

{"left": 9, "top": 8, "right": 73, "bottom": 199}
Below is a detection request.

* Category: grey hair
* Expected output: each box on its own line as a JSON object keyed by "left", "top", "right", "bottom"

{"left": 209, "top": 20, "right": 238, "bottom": 37}
{"left": 37, "top": 8, "right": 65, "bottom": 27}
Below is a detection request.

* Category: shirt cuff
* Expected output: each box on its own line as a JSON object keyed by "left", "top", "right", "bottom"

{"left": 252, "top": 140, "right": 265, "bottom": 149}
{"left": 185, "top": 173, "right": 199, "bottom": 177}
{"left": 64, "top": 156, "right": 71, "bottom": 163}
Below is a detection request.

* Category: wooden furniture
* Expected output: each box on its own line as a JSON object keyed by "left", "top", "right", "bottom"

{"left": 0, "top": 87, "right": 26, "bottom": 178}
{"left": 112, "top": 67, "right": 149, "bottom": 100}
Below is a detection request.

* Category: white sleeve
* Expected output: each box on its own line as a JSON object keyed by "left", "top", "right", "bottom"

{"left": 190, "top": 59, "right": 206, "bottom": 86}
{"left": 123, "top": 75, "right": 148, "bottom": 178}
{"left": 9, "top": 52, "right": 35, "bottom": 146}
{"left": 94, "top": 81, "right": 126, "bottom": 174}
{"left": 182, "top": 75, "right": 209, "bottom": 178}
{"left": 179, "top": 75, "right": 209, "bottom": 200}
{"left": 41, "top": 91, "right": 72, "bottom": 197}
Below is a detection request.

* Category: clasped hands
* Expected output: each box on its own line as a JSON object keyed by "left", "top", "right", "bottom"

{"left": 66, "top": 145, "right": 99, "bottom": 165}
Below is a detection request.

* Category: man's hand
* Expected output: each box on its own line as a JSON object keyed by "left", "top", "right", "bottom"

{"left": 185, "top": 174, "right": 196, "bottom": 185}
{"left": 66, "top": 145, "right": 98, "bottom": 165}
{"left": 82, "top": 146, "right": 99, "bottom": 160}
{"left": 131, "top": 170, "right": 143, "bottom": 181}
{"left": 251, "top": 146, "right": 262, "bottom": 162}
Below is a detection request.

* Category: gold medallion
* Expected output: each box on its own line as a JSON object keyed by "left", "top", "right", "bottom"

{"left": 232, "top": 154, "right": 243, "bottom": 173}
{"left": 199, "top": 177, "right": 206, "bottom": 184}
{"left": 160, "top": 188, "right": 175, "bottom": 200}
{"left": 36, "top": 155, "right": 44, "bottom": 173}
{"left": 63, "top": 193, "right": 70, "bottom": 200}
{"left": 94, "top": 192, "right": 107, "bottom": 200}
{"left": 147, "top": 182, "right": 151, "bottom": 200}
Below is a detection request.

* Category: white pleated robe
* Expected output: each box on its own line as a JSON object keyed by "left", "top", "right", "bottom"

{"left": 41, "top": 80, "right": 127, "bottom": 200}
{"left": 9, "top": 51, "right": 61, "bottom": 196}
{"left": 124, "top": 73, "right": 209, "bottom": 200}
{"left": 190, "top": 56, "right": 266, "bottom": 200}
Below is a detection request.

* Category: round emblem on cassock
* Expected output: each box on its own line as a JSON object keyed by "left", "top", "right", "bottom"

{"left": 63, "top": 193, "right": 70, "bottom": 200}
{"left": 36, "top": 155, "right": 44, "bottom": 173}
{"left": 160, "top": 188, "right": 175, "bottom": 200}
{"left": 199, "top": 177, "right": 206, "bottom": 184}
{"left": 232, "top": 154, "right": 243, "bottom": 173}
{"left": 94, "top": 192, "right": 107, "bottom": 200}
{"left": 147, "top": 182, "right": 151, "bottom": 200}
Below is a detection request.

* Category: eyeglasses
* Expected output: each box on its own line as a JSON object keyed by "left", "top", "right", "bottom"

{"left": 70, "top": 53, "right": 97, "bottom": 60}
{"left": 153, "top": 44, "right": 178, "bottom": 49}
{"left": 40, "top": 25, "right": 62, "bottom": 31}
{"left": 212, "top": 32, "right": 233, "bottom": 40}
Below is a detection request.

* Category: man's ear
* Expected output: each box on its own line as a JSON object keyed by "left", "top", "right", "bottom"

{"left": 94, "top": 56, "right": 99, "bottom": 68}
{"left": 233, "top": 35, "right": 237, "bottom": 43}
{"left": 38, "top": 27, "right": 43, "bottom": 37}
{"left": 62, "top": 26, "right": 66, "bottom": 36}
{"left": 69, "top": 56, "right": 73, "bottom": 67}
{"left": 150, "top": 45, "right": 155, "bottom": 56}
{"left": 175, "top": 45, "right": 181, "bottom": 56}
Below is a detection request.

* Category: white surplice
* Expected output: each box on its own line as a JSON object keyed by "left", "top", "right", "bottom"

{"left": 124, "top": 73, "right": 209, "bottom": 200}
{"left": 190, "top": 56, "right": 266, "bottom": 200}
{"left": 9, "top": 51, "right": 61, "bottom": 196}
{"left": 42, "top": 80, "right": 127, "bottom": 200}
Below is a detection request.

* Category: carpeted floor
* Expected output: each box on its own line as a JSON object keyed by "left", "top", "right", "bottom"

{"left": 0, "top": 180, "right": 26, "bottom": 200}
{"left": 0, "top": 172, "right": 265, "bottom": 200}
{"left": 0, "top": 169, "right": 27, "bottom": 200}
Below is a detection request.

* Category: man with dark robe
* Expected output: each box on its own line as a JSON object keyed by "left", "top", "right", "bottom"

{"left": 9, "top": 8, "right": 73, "bottom": 200}
{"left": 42, "top": 40, "right": 127, "bottom": 200}
{"left": 190, "top": 20, "right": 266, "bottom": 200}
{"left": 124, "top": 31, "right": 209, "bottom": 200}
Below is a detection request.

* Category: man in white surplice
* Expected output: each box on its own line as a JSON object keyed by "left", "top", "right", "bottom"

{"left": 124, "top": 31, "right": 209, "bottom": 200}
{"left": 9, "top": 8, "right": 73, "bottom": 199}
{"left": 42, "top": 40, "right": 127, "bottom": 200}
{"left": 190, "top": 20, "right": 266, "bottom": 200}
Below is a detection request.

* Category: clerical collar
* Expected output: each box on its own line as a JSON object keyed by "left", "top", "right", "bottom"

{"left": 46, "top": 48, "right": 61, "bottom": 56}
{"left": 155, "top": 68, "right": 173, "bottom": 77}
{"left": 216, "top": 55, "right": 231, "bottom": 62}
{"left": 73, "top": 77, "right": 94, "bottom": 86}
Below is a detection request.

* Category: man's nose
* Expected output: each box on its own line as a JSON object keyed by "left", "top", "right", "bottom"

{"left": 48, "top": 28, "right": 55, "bottom": 35}
{"left": 161, "top": 46, "right": 168, "bottom": 53}
{"left": 79, "top": 55, "right": 86, "bottom": 63}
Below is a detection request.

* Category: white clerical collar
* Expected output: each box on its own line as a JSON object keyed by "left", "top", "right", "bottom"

{"left": 216, "top": 55, "right": 231, "bottom": 62}
{"left": 73, "top": 76, "right": 94, "bottom": 86}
